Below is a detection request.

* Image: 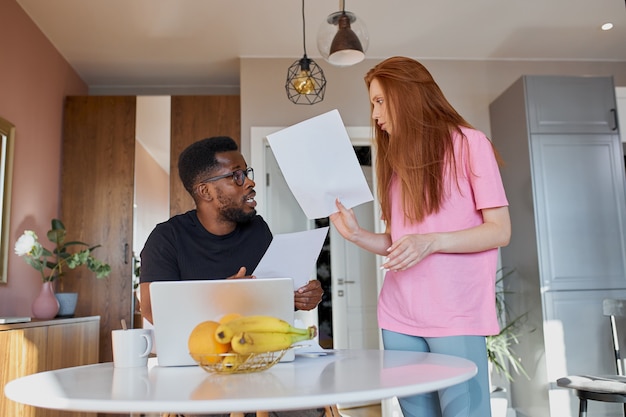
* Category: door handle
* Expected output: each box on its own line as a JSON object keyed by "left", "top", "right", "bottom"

{"left": 611, "top": 108, "right": 618, "bottom": 131}
{"left": 337, "top": 278, "right": 356, "bottom": 285}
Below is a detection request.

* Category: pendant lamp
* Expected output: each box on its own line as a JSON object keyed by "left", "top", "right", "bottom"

{"left": 285, "top": 0, "right": 326, "bottom": 105}
{"left": 317, "top": 0, "right": 369, "bottom": 67}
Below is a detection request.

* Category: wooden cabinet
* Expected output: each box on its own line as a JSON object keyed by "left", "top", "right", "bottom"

{"left": 489, "top": 75, "right": 625, "bottom": 417}
{"left": 0, "top": 316, "right": 100, "bottom": 417}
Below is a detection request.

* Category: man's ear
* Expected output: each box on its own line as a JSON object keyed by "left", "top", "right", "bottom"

{"left": 195, "top": 183, "right": 213, "bottom": 202}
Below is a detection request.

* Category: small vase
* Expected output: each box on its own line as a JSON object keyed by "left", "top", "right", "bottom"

{"left": 55, "top": 292, "right": 78, "bottom": 317}
{"left": 32, "top": 281, "right": 60, "bottom": 319}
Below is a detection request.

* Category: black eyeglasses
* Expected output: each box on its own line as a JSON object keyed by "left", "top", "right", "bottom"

{"left": 201, "top": 167, "right": 254, "bottom": 187}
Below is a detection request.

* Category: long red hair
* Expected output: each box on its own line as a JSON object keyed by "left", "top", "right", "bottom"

{"left": 365, "top": 57, "right": 475, "bottom": 223}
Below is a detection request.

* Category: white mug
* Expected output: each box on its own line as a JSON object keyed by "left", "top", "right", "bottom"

{"left": 112, "top": 328, "right": 153, "bottom": 368}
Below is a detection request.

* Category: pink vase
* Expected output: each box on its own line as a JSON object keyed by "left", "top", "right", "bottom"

{"left": 32, "top": 281, "right": 60, "bottom": 319}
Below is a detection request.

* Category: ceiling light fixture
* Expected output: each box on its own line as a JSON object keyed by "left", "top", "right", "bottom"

{"left": 317, "top": 0, "right": 369, "bottom": 67}
{"left": 285, "top": 0, "right": 326, "bottom": 105}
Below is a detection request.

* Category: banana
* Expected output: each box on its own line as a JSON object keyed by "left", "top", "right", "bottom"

{"left": 220, "top": 353, "right": 250, "bottom": 372}
{"left": 230, "top": 328, "right": 316, "bottom": 354}
{"left": 214, "top": 315, "right": 311, "bottom": 343}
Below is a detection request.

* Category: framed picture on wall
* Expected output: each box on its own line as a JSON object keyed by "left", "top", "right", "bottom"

{"left": 0, "top": 117, "right": 15, "bottom": 284}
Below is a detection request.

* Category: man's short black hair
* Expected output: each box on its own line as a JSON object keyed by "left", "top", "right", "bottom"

{"left": 178, "top": 136, "right": 239, "bottom": 195}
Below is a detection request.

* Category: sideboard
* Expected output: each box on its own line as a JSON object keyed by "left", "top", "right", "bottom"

{"left": 0, "top": 316, "right": 100, "bottom": 417}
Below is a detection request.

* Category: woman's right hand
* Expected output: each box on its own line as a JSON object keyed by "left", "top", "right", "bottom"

{"left": 329, "top": 199, "right": 392, "bottom": 257}
{"left": 329, "top": 199, "right": 361, "bottom": 242}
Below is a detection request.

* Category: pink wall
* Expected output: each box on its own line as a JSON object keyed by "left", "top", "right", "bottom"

{"left": 0, "top": 0, "right": 88, "bottom": 315}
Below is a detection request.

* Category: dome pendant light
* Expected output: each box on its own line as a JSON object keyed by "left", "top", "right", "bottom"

{"left": 285, "top": 0, "right": 326, "bottom": 105}
{"left": 317, "top": 0, "right": 368, "bottom": 67}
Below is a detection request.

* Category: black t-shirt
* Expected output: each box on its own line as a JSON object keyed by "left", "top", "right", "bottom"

{"left": 139, "top": 210, "right": 273, "bottom": 283}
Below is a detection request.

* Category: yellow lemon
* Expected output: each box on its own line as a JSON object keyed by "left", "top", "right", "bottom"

{"left": 188, "top": 320, "right": 230, "bottom": 364}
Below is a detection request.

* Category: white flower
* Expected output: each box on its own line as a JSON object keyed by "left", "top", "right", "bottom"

{"left": 14, "top": 231, "right": 38, "bottom": 256}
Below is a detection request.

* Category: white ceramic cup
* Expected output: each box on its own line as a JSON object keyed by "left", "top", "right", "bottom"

{"left": 112, "top": 328, "right": 153, "bottom": 368}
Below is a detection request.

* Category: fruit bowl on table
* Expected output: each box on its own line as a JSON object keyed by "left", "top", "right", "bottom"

{"left": 191, "top": 349, "right": 290, "bottom": 374}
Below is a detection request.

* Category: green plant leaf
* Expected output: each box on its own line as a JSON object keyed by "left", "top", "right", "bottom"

{"left": 488, "top": 267, "right": 532, "bottom": 382}
{"left": 47, "top": 219, "right": 67, "bottom": 245}
{"left": 16, "top": 218, "right": 112, "bottom": 284}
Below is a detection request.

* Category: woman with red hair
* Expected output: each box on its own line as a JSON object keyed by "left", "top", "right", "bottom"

{"left": 330, "top": 56, "right": 511, "bottom": 417}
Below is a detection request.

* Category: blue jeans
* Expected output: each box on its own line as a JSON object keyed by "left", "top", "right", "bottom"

{"left": 382, "top": 330, "right": 491, "bottom": 417}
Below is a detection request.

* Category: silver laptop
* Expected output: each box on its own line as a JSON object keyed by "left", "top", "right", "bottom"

{"left": 150, "top": 278, "right": 295, "bottom": 367}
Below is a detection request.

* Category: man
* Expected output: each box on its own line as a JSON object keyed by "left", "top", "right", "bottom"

{"left": 141, "top": 137, "right": 333, "bottom": 417}
{"left": 139, "top": 136, "right": 323, "bottom": 325}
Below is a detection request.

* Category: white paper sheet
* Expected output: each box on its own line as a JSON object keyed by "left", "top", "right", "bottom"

{"left": 252, "top": 227, "right": 329, "bottom": 290}
{"left": 266, "top": 109, "right": 374, "bottom": 219}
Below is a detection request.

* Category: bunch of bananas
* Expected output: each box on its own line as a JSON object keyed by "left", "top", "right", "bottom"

{"left": 188, "top": 314, "right": 316, "bottom": 373}
{"left": 216, "top": 314, "right": 317, "bottom": 355}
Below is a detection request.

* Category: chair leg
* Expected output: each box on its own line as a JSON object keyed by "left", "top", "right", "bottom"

{"left": 324, "top": 405, "right": 340, "bottom": 417}
{"left": 579, "top": 398, "right": 587, "bottom": 417}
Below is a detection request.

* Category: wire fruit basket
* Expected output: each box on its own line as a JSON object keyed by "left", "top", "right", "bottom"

{"left": 192, "top": 349, "right": 289, "bottom": 374}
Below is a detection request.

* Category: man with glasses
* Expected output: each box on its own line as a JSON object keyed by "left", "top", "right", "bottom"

{"left": 139, "top": 136, "right": 324, "bottom": 325}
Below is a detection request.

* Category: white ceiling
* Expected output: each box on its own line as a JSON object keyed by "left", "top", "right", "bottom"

{"left": 16, "top": 0, "right": 626, "bottom": 92}
{"left": 15, "top": 0, "right": 626, "bottom": 173}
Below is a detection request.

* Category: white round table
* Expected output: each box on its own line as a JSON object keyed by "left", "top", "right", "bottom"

{"left": 4, "top": 349, "right": 477, "bottom": 414}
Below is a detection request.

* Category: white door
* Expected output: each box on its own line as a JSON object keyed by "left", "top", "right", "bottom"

{"left": 263, "top": 143, "right": 318, "bottom": 330}
{"left": 330, "top": 164, "right": 380, "bottom": 349}
{"left": 250, "top": 127, "right": 382, "bottom": 349}
{"left": 264, "top": 144, "right": 311, "bottom": 234}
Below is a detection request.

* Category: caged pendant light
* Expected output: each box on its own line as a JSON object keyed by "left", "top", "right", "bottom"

{"left": 317, "top": 0, "right": 369, "bottom": 67}
{"left": 285, "top": 0, "right": 326, "bottom": 105}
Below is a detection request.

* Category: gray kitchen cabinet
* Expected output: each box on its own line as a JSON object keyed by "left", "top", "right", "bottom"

{"left": 525, "top": 75, "right": 619, "bottom": 134}
{"left": 530, "top": 133, "right": 626, "bottom": 291}
{"left": 489, "top": 75, "right": 626, "bottom": 417}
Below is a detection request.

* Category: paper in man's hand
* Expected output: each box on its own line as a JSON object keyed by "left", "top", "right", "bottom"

{"left": 266, "top": 109, "right": 373, "bottom": 219}
{"left": 252, "top": 227, "right": 329, "bottom": 290}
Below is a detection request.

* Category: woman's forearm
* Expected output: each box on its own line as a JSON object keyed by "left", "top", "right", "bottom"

{"left": 350, "top": 227, "right": 393, "bottom": 256}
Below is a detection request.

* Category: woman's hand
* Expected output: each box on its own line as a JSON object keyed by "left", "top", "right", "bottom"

{"left": 330, "top": 198, "right": 392, "bottom": 256}
{"left": 329, "top": 199, "right": 361, "bottom": 242}
{"left": 381, "top": 206, "right": 511, "bottom": 271}
{"left": 294, "top": 280, "right": 323, "bottom": 311}
{"left": 383, "top": 234, "right": 437, "bottom": 271}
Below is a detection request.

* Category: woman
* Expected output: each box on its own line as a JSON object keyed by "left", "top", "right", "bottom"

{"left": 330, "top": 57, "right": 511, "bottom": 417}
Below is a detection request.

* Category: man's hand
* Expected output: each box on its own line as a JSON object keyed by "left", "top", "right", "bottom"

{"left": 226, "top": 267, "right": 255, "bottom": 280}
{"left": 294, "top": 280, "right": 323, "bottom": 311}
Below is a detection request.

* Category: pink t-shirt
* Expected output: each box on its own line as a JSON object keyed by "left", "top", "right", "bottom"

{"left": 378, "top": 127, "right": 509, "bottom": 337}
